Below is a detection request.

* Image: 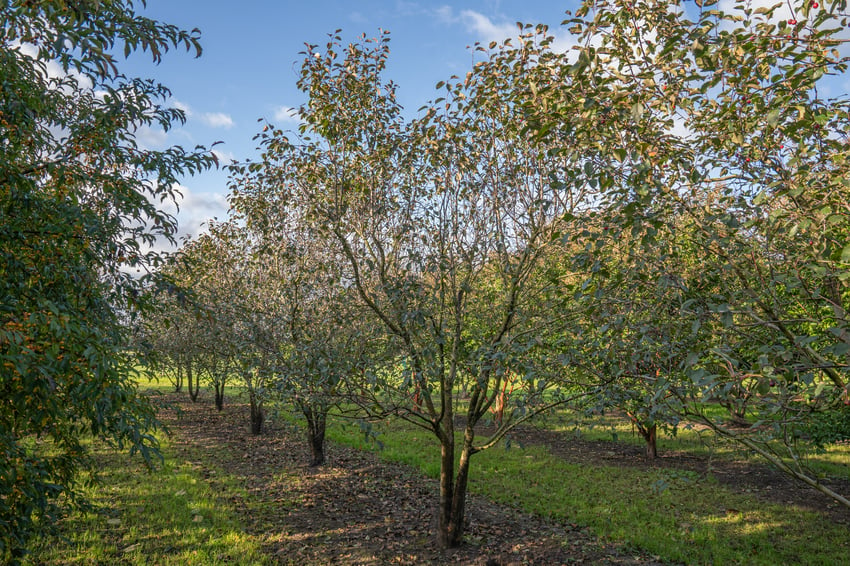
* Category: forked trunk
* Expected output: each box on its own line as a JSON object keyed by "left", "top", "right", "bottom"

{"left": 173, "top": 364, "right": 183, "bottom": 393}
{"left": 436, "top": 418, "right": 475, "bottom": 548}
{"left": 628, "top": 412, "right": 659, "bottom": 459}
{"left": 187, "top": 361, "right": 200, "bottom": 402}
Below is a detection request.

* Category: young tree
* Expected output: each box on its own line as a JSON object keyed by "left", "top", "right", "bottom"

{"left": 234, "top": 29, "right": 598, "bottom": 547}
{"left": 543, "top": 0, "right": 850, "bottom": 505}
{"left": 0, "top": 1, "right": 215, "bottom": 560}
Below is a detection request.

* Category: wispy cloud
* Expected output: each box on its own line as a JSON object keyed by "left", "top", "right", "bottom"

{"left": 436, "top": 7, "right": 576, "bottom": 54}
{"left": 459, "top": 10, "right": 518, "bottom": 44}
{"left": 212, "top": 148, "right": 237, "bottom": 165}
{"left": 273, "top": 105, "right": 302, "bottom": 125}
{"left": 170, "top": 100, "right": 235, "bottom": 129}
{"left": 136, "top": 125, "right": 169, "bottom": 149}
{"left": 200, "top": 112, "right": 234, "bottom": 129}
{"left": 163, "top": 184, "right": 229, "bottom": 241}
{"left": 349, "top": 11, "right": 367, "bottom": 24}
{"left": 171, "top": 98, "right": 193, "bottom": 120}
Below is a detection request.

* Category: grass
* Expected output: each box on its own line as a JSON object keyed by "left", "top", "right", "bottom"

{"left": 24, "top": 435, "right": 269, "bottom": 566}
{"left": 27, "top": 377, "right": 850, "bottom": 565}
{"left": 134, "top": 368, "right": 254, "bottom": 405}
{"left": 533, "top": 404, "right": 850, "bottom": 480}
{"left": 324, "top": 410, "right": 850, "bottom": 565}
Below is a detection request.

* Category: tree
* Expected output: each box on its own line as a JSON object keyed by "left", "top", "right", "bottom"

{"left": 172, "top": 224, "right": 246, "bottom": 412}
{"left": 540, "top": 0, "right": 850, "bottom": 506}
{"left": 0, "top": 2, "right": 215, "bottom": 560}
{"left": 230, "top": 154, "right": 383, "bottom": 461}
{"left": 234, "top": 29, "right": 598, "bottom": 548}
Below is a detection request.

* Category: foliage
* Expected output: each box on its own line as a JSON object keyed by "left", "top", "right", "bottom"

{"left": 231, "top": 27, "right": 604, "bottom": 547}
{"left": 0, "top": 1, "right": 215, "bottom": 559}
{"left": 802, "top": 408, "right": 850, "bottom": 448}
{"left": 533, "top": 0, "right": 850, "bottom": 505}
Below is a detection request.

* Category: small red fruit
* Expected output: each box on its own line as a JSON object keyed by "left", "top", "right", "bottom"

{"left": 812, "top": 2, "right": 819, "bottom": 8}
{"left": 788, "top": 18, "right": 797, "bottom": 25}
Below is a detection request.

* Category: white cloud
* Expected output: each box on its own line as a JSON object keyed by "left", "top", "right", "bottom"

{"left": 161, "top": 183, "right": 229, "bottom": 243}
{"left": 169, "top": 100, "right": 238, "bottom": 132}
{"left": 435, "top": 5, "right": 455, "bottom": 24}
{"left": 436, "top": 8, "right": 575, "bottom": 54}
{"left": 139, "top": 183, "right": 229, "bottom": 255}
{"left": 136, "top": 125, "right": 169, "bottom": 149}
{"left": 14, "top": 42, "right": 94, "bottom": 89}
{"left": 171, "top": 98, "right": 193, "bottom": 117}
{"left": 200, "top": 112, "right": 234, "bottom": 129}
{"left": 459, "top": 10, "right": 517, "bottom": 44}
{"left": 273, "top": 105, "right": 302, "bottom": 125}
{"left": 212, "top": 148, "right": 237, "bottom": 165}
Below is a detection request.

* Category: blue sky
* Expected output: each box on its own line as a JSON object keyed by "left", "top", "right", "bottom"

{"left": 124, "top": 1, "right": 581, "bottom": 246}
{"left": 126, "top": 1, "right": 848, "bottom": 248}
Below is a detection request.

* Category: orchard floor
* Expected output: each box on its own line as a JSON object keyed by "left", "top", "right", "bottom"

{"left": 158, "top": 395, "right": 850, "bottom": 565}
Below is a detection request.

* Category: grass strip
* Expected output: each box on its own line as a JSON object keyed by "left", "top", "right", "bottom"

{"left": 325, "top": 414, "right": 850, "bottom": 565}
{"left": 24, "top": 436, "right": 269, "bottom": 566}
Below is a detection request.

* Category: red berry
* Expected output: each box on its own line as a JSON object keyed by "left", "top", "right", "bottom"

{"left": 788, "top": 18, "right": 797, "bottom": 25}
{"left": 812, "top": 2, "right": 819, "bottom": 8}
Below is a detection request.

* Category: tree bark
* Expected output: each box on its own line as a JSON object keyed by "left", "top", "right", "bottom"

{"left": 304, "top": 408, "right": 327, "bottom": 467}
{"left": 187, "top": 360, "right": 200, "bottom": 402}
{"left": 172, "top": 364, "right": 183, "bottom": 393}
{"left": 436, "top": 415, "right": 477, "bottom": 548}
{"left": 643, "top": 423, "right": 658, "bottom": 459}
{"left": 436, "top": 430, "right": 456, "bottom": 548}
{"left": 214, "top": 382, "right": 225, "bottom": 411}
{"left": 249, "top": 394, "right": 264, "bottom": 435}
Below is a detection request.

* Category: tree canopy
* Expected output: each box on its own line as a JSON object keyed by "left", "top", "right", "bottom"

{"left": 144, "top": 0, "right": 850, "bottom": 551}
{"left": 0, "top": 1, "right": 216, "bottom": 560}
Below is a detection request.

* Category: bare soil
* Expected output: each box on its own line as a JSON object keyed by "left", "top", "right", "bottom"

{"left": 157, "top": 395, "right": 850, "bottom": 565}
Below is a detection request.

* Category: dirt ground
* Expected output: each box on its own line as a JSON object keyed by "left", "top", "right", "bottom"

{"left": 158, "top": 395, "right": 850, "bottom": 565}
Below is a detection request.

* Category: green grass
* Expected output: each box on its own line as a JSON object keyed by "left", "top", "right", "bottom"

{"left": 24, "top": 436, "right": 269, "bottom": 566}
{"left": 33, "top": 376, "right": 848, "bottom": 565}
{"left": 533, "top": 405, "right": 850, "bottom": 481}
{"left": 135, "top": 368, "right": 253, "bottom": 403}
{"left": 324, "top": 412, "right": 850, "bottom": 565}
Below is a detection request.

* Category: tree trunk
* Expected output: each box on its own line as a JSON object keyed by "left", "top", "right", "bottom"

{"left": 304, "top": 407, "right": 327, "bottom": 467}
{"left": 249, "top": 394, "right": 264, "bottom": 435}
{"left": 214, "top": 382, "right": 225, "bottom": 411}
{"left": 436, "top": 418, "right": 475, "bottom": 548}
{"left": 643, "top": 423, "right": 658, "bottom": 459}
{"left": 436, "top": 430, "right": 455, "bottom": 549}
{"left": 187, "top": 360, "right": 200, "bottom": 402}
{"left": 172, "top": 364, "right": 183, "bottom": 393}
